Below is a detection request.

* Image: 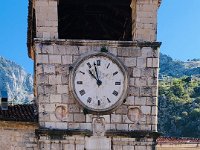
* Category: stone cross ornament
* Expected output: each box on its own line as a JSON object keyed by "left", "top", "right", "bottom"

{"left": 70, "top": 51, "right": 128, "bottom": 114}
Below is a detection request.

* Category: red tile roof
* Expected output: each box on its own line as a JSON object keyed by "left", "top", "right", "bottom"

{"left": 157, "top": 137, "right": 200, "bottom": 144}
{"left": 0, "top": 104, "right": 38, "bottom": 122}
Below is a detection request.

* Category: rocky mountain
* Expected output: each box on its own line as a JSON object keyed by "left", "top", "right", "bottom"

{"left": 0, "top": 56, "right": 33, "bottom": 104}
{"left": 159, "top": 53, "right": 200, "bottom": 78}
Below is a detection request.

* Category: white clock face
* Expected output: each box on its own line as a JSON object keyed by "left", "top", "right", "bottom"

{"left": 70, "top": 52, "right": 128, "bottom": 113}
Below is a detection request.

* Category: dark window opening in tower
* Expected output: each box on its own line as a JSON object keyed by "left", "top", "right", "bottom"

{"left": 58, "top": 0, "right": 132, "bottom": 41}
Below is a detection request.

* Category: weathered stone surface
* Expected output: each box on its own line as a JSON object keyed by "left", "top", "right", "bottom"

{"left": 85, "top": 136, "right": 111, "bottom": 150}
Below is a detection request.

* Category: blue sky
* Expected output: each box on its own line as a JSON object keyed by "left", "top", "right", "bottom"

{"left": 0, "top": 0, "right": 200, "bottom": 74}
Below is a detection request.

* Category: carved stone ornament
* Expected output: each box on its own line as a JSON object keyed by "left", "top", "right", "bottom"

{"left": 55, "top": 105, "right": 68, "bottom": 121}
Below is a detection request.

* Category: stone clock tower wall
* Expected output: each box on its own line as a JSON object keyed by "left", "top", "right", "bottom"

{"left": 28, "top": 0, "right": 162, "bottom": 149}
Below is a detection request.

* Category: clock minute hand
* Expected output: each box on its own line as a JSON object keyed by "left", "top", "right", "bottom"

{"left": 94, "top": 63, "right": 102, "bottom": 86}
{"left": 94, "top": 63, "right": 99, "bottom": 80}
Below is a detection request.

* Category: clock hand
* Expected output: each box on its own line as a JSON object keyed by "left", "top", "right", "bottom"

{"left": 94, "top": 62, "right": 102, "bottom": 86}
{"left": 89, "top": 70, "right": 98, "bottom": 80}
{"left": 94, "top": 62, "right": 99, "bottom": 80}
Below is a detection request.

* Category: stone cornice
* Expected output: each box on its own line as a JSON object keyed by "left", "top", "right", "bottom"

{"left": 34, "top": 39, "right": 162, "bottom": 49}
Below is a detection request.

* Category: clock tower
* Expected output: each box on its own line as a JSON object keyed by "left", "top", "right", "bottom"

{"left": 28, "top": 0, "right": 162, "bottom": 149}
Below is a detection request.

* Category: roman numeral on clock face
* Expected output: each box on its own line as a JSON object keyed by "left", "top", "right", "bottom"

{"left": 115, "top": 82, "right": 121, "bottom": 85}
{"left": 112, "top": 90, "right": 118, "bottom": 96}
{"left": 79, "top": 90, "right": 85, "bottom": 96}
{"left": 107, "top": 63, "right": 110, "bottom": 69}
{"left": 98, "top": 100, "right": 101, "bottom": 106}
{"left": 107, "top": 98, "right": 111, "bottom": 103}
{"left": 113, "top": 71, "right": 118, "bottom": 76}
{"left": 87, "top": 62, "right": 92, "bottom": 68}
{"left": 87, "top": 97, "right": 92, "bottom": 103}
{"left": 97, "top": 60, "right": 101, "bottom": 66}
{"left": 77, "top": 81, "right": 83, "bottom": 84}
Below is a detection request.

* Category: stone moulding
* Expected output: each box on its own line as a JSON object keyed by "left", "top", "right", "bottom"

{"left": 35, "top": 128, "right": 161, "bottom": 140}
{"left": 106, "top": 130, "right": 161, "bottom": 139}
{"left": 34, "top": 38, "right": 162, "bottom": 48}
{"left": 35, "top": 128, "right": 93, "bottom": 140}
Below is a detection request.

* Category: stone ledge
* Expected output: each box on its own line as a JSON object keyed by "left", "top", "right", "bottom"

{"left": 105, "top": 130, "right": 161, "bottom": 139}
{"left": 35, "top": 128, "right": 93, "bottom": 140}
{"left": 34, "top": 38, "right": 161, "bottom": 48}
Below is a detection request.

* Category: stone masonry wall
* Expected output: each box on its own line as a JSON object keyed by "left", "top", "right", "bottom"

{"left": 0, "top": 121, "right": 38, "bottom": 150}
{"left": 34, "top": 40, "right": 160, "bottom": 133}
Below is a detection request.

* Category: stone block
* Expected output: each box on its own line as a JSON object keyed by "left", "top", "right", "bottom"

{"left": 43, "top": 64, "right": 55, "bottom": 74}
{"left": 49, "top": 75, "right": 62, "bottom": 85}
{"left": 76, "top": 144, "right": 85, "bottom": 150}
{"left": 64, "top": 144, "right": 75, "bottom": 150}
{"left": 65, "top": 46, "right": 79, "bottom": 55}
{"left": 74, "top": 114, "right": 86, "bottom": 122}
{"left": 55, "top": 122, "right": 68, "bottom": 129}
{"left": 49, "top": 55, "right": 62, "bottom": 64}
{"left": 113, "top": 145, "right": 123, "bottom": 150}
{"left": 147, "top": 77, "right": 157, "bottom": 86}
{"left": 122, "top": 115, "right": 132, "bottom": 124}
{"left": 152, "top": 86, "right": 158, "bottom": 96}
{"left": 129, "top": 78, "right": 135, "bottom": 86}
{"left": 68, "top": 104, "right": 80, "bottom": 113}
{"left": 122, "top": 145, "right": 134, "bottom": 150}
{"left": 141, "top": 106, "right": 151, "bottom": 115}
{"left": 128, "top": 87, "right": 140, "bottom": 96}
{"left": 141, "top": 68, "right": 153, "bottom": 77}
{"left": 133, "top": 68, "right": 141, "bottom": 77}
{"left": 125, "top": 58, "right": 137, "bottom": 67}
{"left": 129, "top": 47, "right": 142, "bottom": 57}
{"left": 37, "top": 74, "right": 49, "bottom": 85}
{"left": 146, "top": 97, "right": 157, "bottom": 106}
{"left": 137, "top": 57, "right": 146, "bottom": 68}
{"left": 135, "top": 146, "right": 147, "bottom": 150}
{"left": 44, "top": 85, "right": 57, "bottom": 94}
{"left": 42, "top": 45, "right": 54, "bottom": 54}
{"left": 125, "top": 96, "right": 135, "bottom": 105}
{"left": 62, "top": 55, "right": 73, "bottom": 64}
{"left": 50, "top": 94, "right": 62, "bottom": 103}
{"left": 68, "top": 123, "right": 80, "bottom": 129}
{"left": 55, "top": 64, "right": 70, "bottom": 75}
{"left": 140, "top": 87, "right": 152, "bottom": 96}
{"left": 43, "top": 32, "right": 51, "bottom": 39}
{"left": 102, "top": 115, "right": 111, "bottom": 123}
{"left": 142, "top": 47, "right": 153, "bottom": 57}
{"left": 86, "top": 114, "right": 93, "bottom": 123}
{"left": 135, "top": 77, "right": 147, "bottom": 87}
{"left": 105, "top": 124, "right": 116, "bottom": 130}
{"left": 45, "top": 122, "right": 56, "bottom": 129}
{"left": 115, "top": 105, "right": 128, "bottom": 115}
{"left": 79, "top": 123, "right": 92, "bottom": 130}
{"left": 135, "top": 97, "right": 146, "bottom": 106}
{"left": 111, "top": 114, "right": 122, "bottom": 123}
{"left": 44, "top": 103, "right": 55, "bottom": 112}
{"left": 151, "top": 106, "right": 158, "bottom": 116}
{"left": 109, "top": 47, "right": 118, "bottom": 56}
{"left": 85, "top": 136, "right": 111, "bottom": 150}
{"left": 116, "top": 124, "right": 128, "bottom": 130}
{"left": 37, "top": 54, "right": 49, "bottom": 64}
{"left": 57, "top": 85, "right": 68, "bottom": 94}
{"left": 61, "top": 94, "right": 70, "bottom": 104}
{"left": 147, "top": 58, "right": 153, "bottom": 68}
{"left": 117, "top": 48, "right": 129, "bottom": 57}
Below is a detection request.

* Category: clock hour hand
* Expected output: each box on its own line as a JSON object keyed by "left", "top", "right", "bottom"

{"left": 89, "top": 70, "right": 98, "bottom": 80}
